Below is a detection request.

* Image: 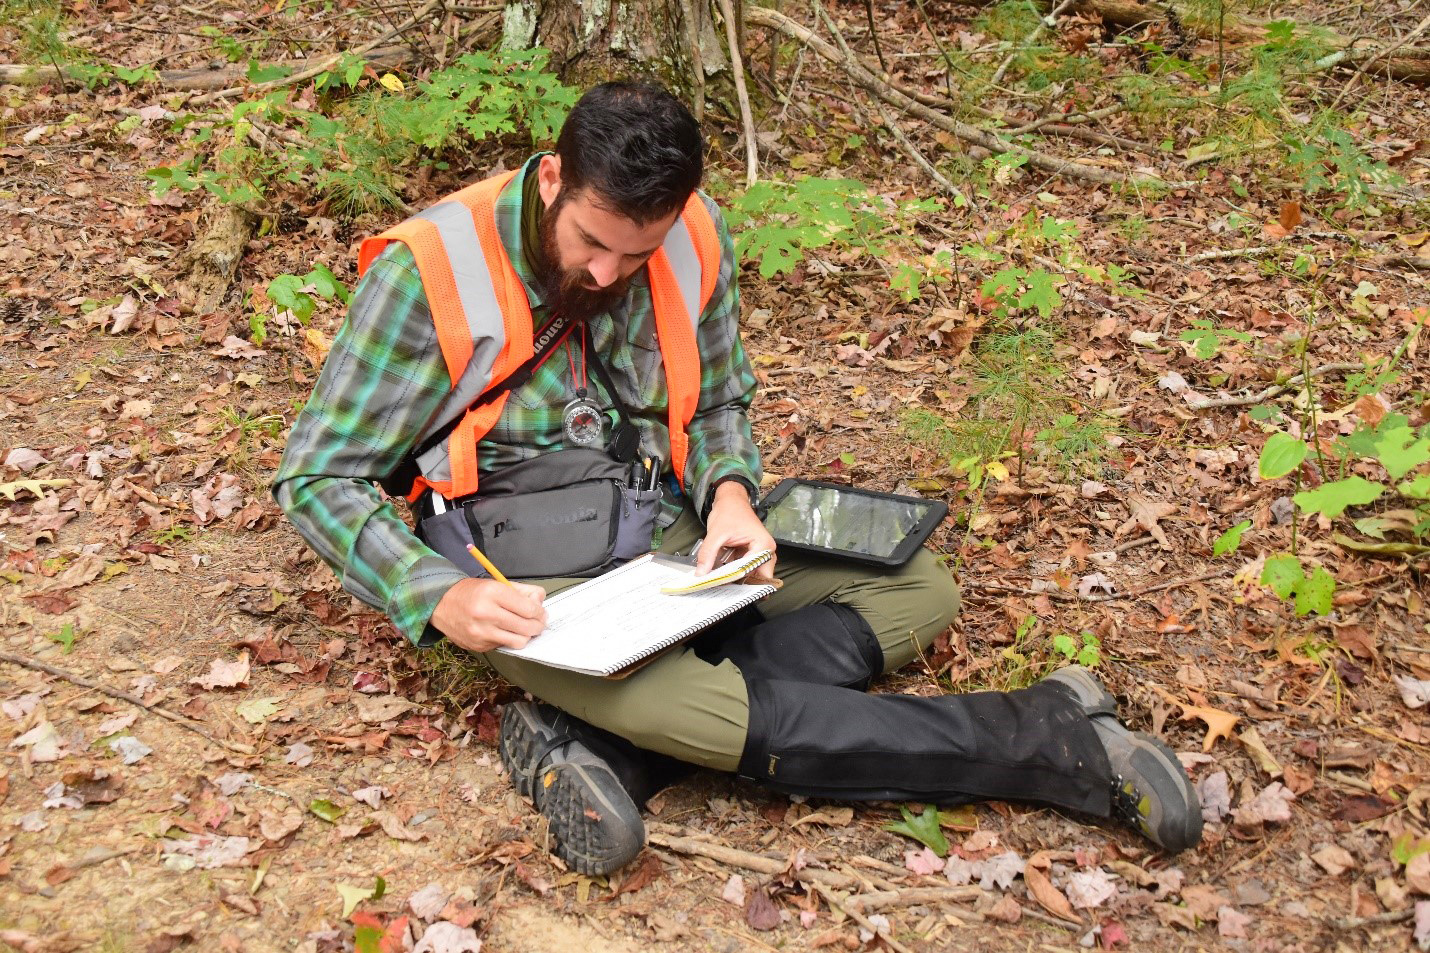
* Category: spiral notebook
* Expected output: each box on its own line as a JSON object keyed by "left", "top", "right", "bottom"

{"left": 497, "top": 553, "right": 777, "bottom": 678}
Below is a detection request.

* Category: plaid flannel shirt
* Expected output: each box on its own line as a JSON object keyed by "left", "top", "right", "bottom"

{"left": 273, "top": 156, "right": 760, "bottom": 645}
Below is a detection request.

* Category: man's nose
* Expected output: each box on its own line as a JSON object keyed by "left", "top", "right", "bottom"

{"left": 587, "top": 254, "right": 620, "bottom": 288}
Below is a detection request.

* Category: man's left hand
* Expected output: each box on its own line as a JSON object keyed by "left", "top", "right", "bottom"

{"left": 696, "top": 479, "right": 778, "bottom": 583}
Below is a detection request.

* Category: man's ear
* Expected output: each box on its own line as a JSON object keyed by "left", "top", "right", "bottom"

{"left": 537, "top": 154, "right": 562, "bottom": 208}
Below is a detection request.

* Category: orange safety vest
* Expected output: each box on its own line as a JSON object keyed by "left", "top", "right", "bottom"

{"left": 357, "top": 169, "right": 722, "bottom": 501}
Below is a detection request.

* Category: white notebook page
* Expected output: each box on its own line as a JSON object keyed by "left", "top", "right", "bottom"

{"left": 496, "top": 554, "right": 774, "bottom": 675}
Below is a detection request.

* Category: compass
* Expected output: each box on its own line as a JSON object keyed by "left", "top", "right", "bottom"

{"left": 562, "top": 392, "right": 605, "bottom": 446}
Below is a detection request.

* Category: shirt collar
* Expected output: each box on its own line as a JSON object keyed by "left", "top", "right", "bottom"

{"left": 496, "top": 152, "right": 550, "bottom": 311}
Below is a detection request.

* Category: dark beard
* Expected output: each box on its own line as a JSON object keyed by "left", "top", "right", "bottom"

{"left": 537, "top": 191, "right": 631, "bottom": 324}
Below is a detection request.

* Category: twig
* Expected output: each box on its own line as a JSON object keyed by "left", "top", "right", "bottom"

{"left": 989, "top": 0, "right": 1077, "bottom": 87}
{"left": 190, "top": 0, "right": 443, "bottom": 104}
{"left": 965, "top": 581, "right": 1076, "bottom": 600}
{"left": 817, "top": 5, "right": 966, "bottom": 204}
{"left": 57, "top": 846, "right": 139, "bottom": 872}
{"left": 1184, "top": 245, "right": 1273, "bottom": 263}
{"left": 1329, "top": 10, "right": 1430, "bottom": 111}
{"left": 1082, "top": 570, "right": 1231, "bottom": 603}
{"left": 863, "top": 0, "right": 887, "bottom": 73}
{"left": 871, "top": 95, "right": 965, "bottom": 200}
{"left": 716, "top": 0, "right": 759, "bottom": 187}
{"left": 1185, "top": 362, "right": 1364, "bottom": 411}
{"left": 764, "top": 434, "right": 798, "bottom": 467}
{"left": 1328, "top": 907, "right": 1415, "bottom": 930}
{"left": 843, "top": 885, "right": 984, "bottom": 912}
{"left": 1003, "top": 103, "right": 1123, "bottom": 135}
{"left": 746, "top": 6, "right": 1185, "bottom": 189}
{"left": 966, "top": 569, "right": 1231, "bottom": 604}
{"left": 0, "top": 650, "right": 255, "bottom": 755}
{"left": 809, "top": 882, "right": 916, "bottom": 953}
{"left": 1115, "top": 535, "right": 1159, "bottom": 554}
{"left": 647, "top": 826, "right": 857, "bottom": 887}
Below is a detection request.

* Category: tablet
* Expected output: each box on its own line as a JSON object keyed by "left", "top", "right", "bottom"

{"left": 759, "top": 479, "right": 948, "bottom": 567}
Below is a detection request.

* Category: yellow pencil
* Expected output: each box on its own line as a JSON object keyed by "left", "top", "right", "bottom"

{"left": 466, "top": 543, "right": 512, "bottom": 586}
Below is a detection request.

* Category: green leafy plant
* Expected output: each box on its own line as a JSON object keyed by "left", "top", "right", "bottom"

{"left": 724, "top": 176, "right": 940, "bottom": 279}
{"left": 989, "top": 615, "right": 1102, "bottom": 688}
{"left": 884, "top": 803, "right": 949, "bottom": 856}
{"left": 45, "top": 622, "right": 79, "bottom": 654}
{"left": 1259, "top": 553, "right": 1335, "bottom": 616}
{"left": 266, "top": 264, "right": 349, "bottom": 324}
{"left": 153, "top": 525, "right": 196, "bottom": 546}
{"left": 147, "top": 49, "right": 577, "bottom": 216}
{"left": 1180, "top": 318, "right": 1252, "bottom": 360}
{"left": 1051, "top": 631, "right": 1102, "bottom": 668}
{"left": 1214, "top": 520, "right": 1252, "bottom": 557}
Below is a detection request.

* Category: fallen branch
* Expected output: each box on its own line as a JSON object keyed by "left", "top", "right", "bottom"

{"left": 191, "top": 0, "right": 444, "bottom": 104}
{"left": 1081, "top": 569, "right": 1231, "bottom": 603}
{"left": 1186, "top": 361, "right": 1364, "bottom": 410}
{"left": 647, "top": 826, "right": 859, "bottom": 888}
{"left": 843, "top": 885, "right": 985, "bottom": 912}
{"left": 0, "top": 46, "right": 414, "bottom": 91}
{"left": 715, "top": 0, "right": 759, "bottom": 186}
{"left": 814, "top": 2, "right": 966, "bottom": 203}
{"left": 869, "top": 94, "right": 967, "bottom": 202}
{"left": 966, "top": 568, "right": 1230, "bottom": 603}
{"left": 0, "top": 650, "right": 254, "bottom": 755}
{"left": 746, "top": 6, "right": 1185, "bottom": 189}
{"left": 929, "top": 0, "right": 1430, "bottom": 83}
{"left": 1185, "top": 245, "right": 1273, "bottom": 263}
{"left": 178, "top": 202, "right": 255, "bottom": 314}
{"left": 1327, "top": 907, "right": 1415, "bottom": 930}
{"left": 809, "top": 882, "right": 916, "bottom": 953}
{"left": 989, "top": 0, "right": 1078, "bottom": 87}
{"left": 1330, "top": 13, "right": 1430, "bottom": 89}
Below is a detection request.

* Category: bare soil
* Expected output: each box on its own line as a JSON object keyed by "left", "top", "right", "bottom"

{"left": 3, "top": 1, "right": 1429, "bottom": 951}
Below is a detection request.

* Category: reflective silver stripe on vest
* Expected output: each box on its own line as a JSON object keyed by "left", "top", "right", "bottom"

{"left": 661, "top": 214, "right": 704, "bottom": 332}
{"left": 409, "top": 200, "right": 511, "bottom": 485}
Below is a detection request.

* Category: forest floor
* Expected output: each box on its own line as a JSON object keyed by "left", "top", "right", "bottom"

{"left": 2, "top": 0, "right": 1430, "bottom": 951}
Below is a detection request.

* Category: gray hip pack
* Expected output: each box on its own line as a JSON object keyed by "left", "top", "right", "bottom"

{"left": 414, "top": 448, "right": 663, "bottom": 579}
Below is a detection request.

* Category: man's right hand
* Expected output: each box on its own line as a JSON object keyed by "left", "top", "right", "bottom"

{"left": 431, "top": 578, "right": 548, "bottom": 654}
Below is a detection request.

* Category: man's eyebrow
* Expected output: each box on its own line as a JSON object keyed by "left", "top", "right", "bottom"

{"left": 577, "top": 225, "right": 664, "bottom": 258}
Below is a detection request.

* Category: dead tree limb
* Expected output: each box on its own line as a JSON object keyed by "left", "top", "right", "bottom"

{"left": 926, "top": 0, "right": 1430, "bottom": 82}
{"left": 746, "top": 6, "right": 1186, "bottom": 189}
{"left": 0, "top": 650, "right": 254, "bottom": 755}
{"left": 179, "top": 203, "right": 255, "bottom": 315}
{"left": 0, "top": 47, "right": 414, "bottom": 90}
{"left": 715, "top": 0, "right": 759, "bottom": 186}
{"left": 191, "top": 0, "right": 444, "bottom": 104}
{"left": 1328, "top": 9, "right": 1430, "bottom": 108}
{"left": 1185, "top": 361, "right": 1364, "bottom": 411}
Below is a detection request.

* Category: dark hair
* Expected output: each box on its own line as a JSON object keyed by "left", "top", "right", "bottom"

{"left": 554, "top": 82, "right": 703, "bottom": 225}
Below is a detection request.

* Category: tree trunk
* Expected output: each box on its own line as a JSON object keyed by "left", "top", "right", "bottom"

{"left": 500, "top": 0, "right": 728, "bottom": 93}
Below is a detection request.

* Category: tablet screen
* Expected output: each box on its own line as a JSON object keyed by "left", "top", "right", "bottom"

{"left": 761, "top": 482, "right": 938, "bottom": 559}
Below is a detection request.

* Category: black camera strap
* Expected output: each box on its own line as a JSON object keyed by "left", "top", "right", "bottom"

{"left": 379, "top": 309, "right": 581, "bottom": 495}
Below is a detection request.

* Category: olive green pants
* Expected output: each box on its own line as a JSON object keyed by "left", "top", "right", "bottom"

{"left": 482, "top": 508, "right": 961, "bottom": 772}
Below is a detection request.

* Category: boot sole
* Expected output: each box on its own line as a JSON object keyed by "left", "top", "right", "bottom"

{"left": 500, "top": 704, "right": 646, "bottom": 876}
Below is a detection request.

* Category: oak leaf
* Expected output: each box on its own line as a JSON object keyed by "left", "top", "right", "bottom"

{"left": 1179, "top": 703, "right": 1239, "bottom": 751}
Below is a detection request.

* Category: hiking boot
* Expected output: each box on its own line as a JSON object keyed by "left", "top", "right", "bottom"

{"left": 499, "top": 701, "right": 646, "bottom": 875}
{"left": 1041, "top": 665, "right": 1118, "bottom": 717}
{"left": 1095, "top": 718, "right": 1203, "bottom": 853}
{"left": 1042, "top": 667, "right": 1202, "bottom": 852}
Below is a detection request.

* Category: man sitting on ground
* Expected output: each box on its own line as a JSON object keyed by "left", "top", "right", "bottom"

{"left": 274, "top": 81, "right": 1202, "bottom": 875}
